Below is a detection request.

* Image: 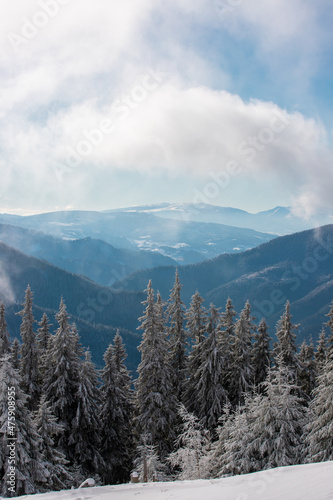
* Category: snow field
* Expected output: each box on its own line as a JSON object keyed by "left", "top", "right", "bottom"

{"left": 20, "top": 461, "right": 333, "bottom": 500}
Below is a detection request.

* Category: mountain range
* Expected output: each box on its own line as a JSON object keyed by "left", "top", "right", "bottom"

{"left": 0, "top": 223, "right": 177, "bottom": 286}
{"left": 104, "top": 203, "right": 333, "bottom": 234}
{"left": 0, "top": 241, "right": 144, "bottom": 370}
{"left": 116, "top": 224, "right": 333, "bottom": 342}
{"left": 0, "top": 204, "right": 332, "bottom": 368}
{"left": 0, "top": 209, "right": 275, "bottom": 264}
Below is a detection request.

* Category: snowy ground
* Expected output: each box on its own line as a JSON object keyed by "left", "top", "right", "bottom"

{"left": 20, "top": 461, "right": 333, "bottom": 500}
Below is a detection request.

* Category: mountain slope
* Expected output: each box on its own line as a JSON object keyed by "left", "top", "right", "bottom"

{"left": 2, "top": 224, "right": 333, "bottom": 367}
{"left": 0, "top": 210, "right": 276, "bottom": 264}
{"left": 0, "top": 242, "right": 144, "bottom": 368}
{"left": 116, "top": 225, "right": 333, "bottom": 341}
{"left": 0, "top": 223, "right": 177, "bottom": 286}
{"left": 16, "top": 461, "right": 333, "bottom": 500}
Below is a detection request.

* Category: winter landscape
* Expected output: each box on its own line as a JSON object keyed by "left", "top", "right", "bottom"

{"left": 1, "top": 1, "right": 333, "bottom": 499}
{"left": 14, "top": 462, "right": 333, "bottom": 500}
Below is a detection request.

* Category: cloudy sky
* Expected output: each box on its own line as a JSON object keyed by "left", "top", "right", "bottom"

{"left": 1, "top": 0, "right": 332, "bottom": 215}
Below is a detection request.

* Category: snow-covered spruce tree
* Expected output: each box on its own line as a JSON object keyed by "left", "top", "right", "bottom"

{"left": 273, "top": 301, "right": 300, "bottom": 383}
{"left": 71, "top": 348, "right": 104, "bottom": 479}
{"left": 297, "top": 339, "right": 317, "bottom": 399}
{"left": 228, "top": 302, "right": 255, "bottom": 406}
{"left": 185, "top": 290, "right": 206, "bottom": 344}
{"left": 112, "top": 331, "right": 133, "bottom": 395}
{"left": 167, "top": 404, "right": 211, "bottom": 480}
{"left": 166, "top": 269, "right": 187, "bottom": 401}
{"left": 306, "top": 356, "right": 333, "bottom": 462}
{"left": 183, "top": 291, "right": 207, "bottom": 415}
{"left": 36, "top": 313, "right": 52, "bottom": 378}
{"left": 133, "top": 436, "right": 168, "bottom": 482}
{"left": 34, "top": 395, "right": 73, "bottom": 491}
{"left": 100, "top": 343, "right": 122, "bottom": 484}
{"left": 43, "top": 299, "right": 82, "bottom": 464}
{"left": 325, "top": 302, "right": 333, "bottom": 360}
{"left": 135, "top": 282, "right": 177, "bottom": 459}
{"left": 220, "top": 298, "right": 237, "bottom": 341}
{"left": 183, "top": 338, "right": 207, "bottom": 419}
{"left": 0, "top": 302, "right": 11, "bottom": 357}
{"left": 244, "top": 300, "right": 256, "bottom": 328}
{"left": 315, "top": 327, "right": 327, "bottom": 371}
{"left": 10, "top": 339, "right": 20, "bottom": 370}
{"left": 36, "top": 313, "right": 51, "bottom": 352}
{"left": 102, "top": 330, "right": 134, "bottom": 484}
{"left": 100, "top": 333, "right": 134, "bottom": 485}
{"left": 208, "top": 403, "right": 233, "bottom": 478}
{"left": 0, "top": 355, "right": 49, "bottom": 496}
{"left": 186, "top": 305, "right": 228, "bottom": 432}
{"left": 218, "top": 298, "right": 237, "bottom": 394}
{"left": 218, "top": 398, "right": 254, "bottom": 476}
{"left": 244, "top": 367, "right": 306, "bottom": 472}
{"left": 19, "top": 286, "right": 40, "bottom": 411}
{"left": 252, "top": 318, "right": 271, "bottom": 391}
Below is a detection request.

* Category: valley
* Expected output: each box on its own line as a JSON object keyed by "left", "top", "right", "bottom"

{"left": 0, "top": 204, "right": 332, "bottom": 368}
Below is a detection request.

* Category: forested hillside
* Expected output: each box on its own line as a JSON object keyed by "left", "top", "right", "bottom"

{"left": 1, "top": 274, "right": 333, "bottom": 496}
{"left": 0, "top": 210, "right": 275, "bottom": 264}
{"left": 0, "top": 223, "right": 177, "bottom": 286}
{"left": 117, "top": 225, "right": 333, "bottom": 341}
{"left": 0, "top": 242, "right": 143, "bottom": 367}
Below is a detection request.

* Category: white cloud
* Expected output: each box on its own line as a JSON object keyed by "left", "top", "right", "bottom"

{"left": 0, "top": 1, "right": 332, "bottom": 215}
{"left": 47, "top": 85, "right": 331, "bottom": 178}
{"left": 1, "top": 78, "right": 332, "bottom": 214}
{"left": 0, "top": 0, "right": 157, "bottom": 111}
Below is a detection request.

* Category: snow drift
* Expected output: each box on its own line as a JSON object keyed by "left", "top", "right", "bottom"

{"left": 18, "top": 461, "right": 333, "bottom": 500}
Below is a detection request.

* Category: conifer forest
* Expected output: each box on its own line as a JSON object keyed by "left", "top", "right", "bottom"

{"left": 1, "top": 270, "right": 333, "bottom": 496}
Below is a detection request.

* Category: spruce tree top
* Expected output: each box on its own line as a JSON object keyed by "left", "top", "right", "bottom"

{"left": 274, "top": 301, "right": 300, "bottom": 380}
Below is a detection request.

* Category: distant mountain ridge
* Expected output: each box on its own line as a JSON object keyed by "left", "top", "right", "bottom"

{"left": 105, "top": 203, "right": 332, "bottom": 234}
{"left": 0, "top": 223, "right": 177, "bottom": 286}
{"left": 0, "top": 209, "right": 275, "bottom": 265}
